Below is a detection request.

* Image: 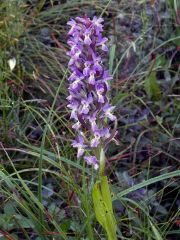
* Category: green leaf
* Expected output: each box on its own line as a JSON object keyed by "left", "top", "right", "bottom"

{"left": 4, "top": 202, "right": 16, "bottom": 215}
{"left": 155, "top": 55, "right": 166, "bottom": 67}
{"left": 112, "top": 92, "right": 128, "bottom": 105}
{"left": 115, "top": 170, "right": 180, "bottom": 199}
{"left": 156, "top": 115, "right": 163, "bottom": 125}
{"left": 100, "top": 176, "right": 114, "bottom": 215}
{"left": 92, "top": 177, "right": 117, "bottom": 240}
{"left": 144, "top": 71, "right": 161, "bottom": 100}
{"left": 15, "top": 215, "right": 35, "bottom": 228}
{"left": 109, "top": 44, "right": 116, "bottom": 74}
{"left": 149, "top": 220, "right": 163, "bottom": 240}
{"left": 60, "top": 220, "right": 71, "bottom": 232}
{"left": 92, "top": 181, "right": 105, "bottom": 228}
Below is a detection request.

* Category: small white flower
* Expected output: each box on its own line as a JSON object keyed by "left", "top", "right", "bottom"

{"left": 8, "top": 58, "right": 16, "bottom": 71}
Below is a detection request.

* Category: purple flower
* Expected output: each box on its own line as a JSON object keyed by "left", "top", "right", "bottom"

{"left": 92, "top": 16, "right": 104, "bottom": 31}
{"left": 90, "top": 137, "right": 100, "bottom": 148}
{"left": 102, "top": 103, "right": 116, "bottom": 121}
{"left": 67, "top": 16, "right": 116, "bottom": 169}
{"left": 72, "top": 134, "right": 87, "bottom": 158}
{"left": 95, "top": 82, "right": 107, "bottom": 103}
{"left": 88, "top": 70, "right": 96, "bottom": 85}
{"left": 67, "top": 19, "right": 78, "bottom": 35}
{"left": 84, "top": 156, "right": 99, "bottom": 170}
{"left": 96, "top": 37, "right": 109, "bottom": 51}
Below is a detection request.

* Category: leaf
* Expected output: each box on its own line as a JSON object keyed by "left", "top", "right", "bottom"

{"left": 115, "top": 170, "right": 180, "bottom": 199}
{"left": 60, "top": 220, "right": 71, "bottom": 232}
{"left": 155, "top": 55, "right": 166, "bottom": 67}
{"left": 112, "top": 92, "right": 128, "bottom": 105}
{"left": 109, "top": 44, "right": 116, "bottom": 74}
{"left": 100, "top": 176, "right": 114, "bottom": 215}
{"left": 144, "top": 72, "right": 161, "bottom": 100}
{"left": 4, "top": 202, "right": 16, "bottom": 215}
{"left": 15, "top": 215, "right": 35, "bottom": 228}
{"left": 156, "top": 116, "right": 163, "bottom": 125}
{"left": 149, "top": 220, "right": 163, "bottom": 240}
{"left": 92, "top": 181, "right": 105, "bottom": 228}
{"left": 92, "top": 177, "right": 117, "bottom": 240}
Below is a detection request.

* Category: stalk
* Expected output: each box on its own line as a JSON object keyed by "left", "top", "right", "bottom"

{"left": 66, "top": 16, "right": 117, "bottom": 240}
{"left": 99, "top": 148, "right": 105, "bottom": 176}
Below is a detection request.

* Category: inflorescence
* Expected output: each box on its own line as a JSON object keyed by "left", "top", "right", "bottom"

{"left": 67, "top": 16, "right": 116, "bottom": 169}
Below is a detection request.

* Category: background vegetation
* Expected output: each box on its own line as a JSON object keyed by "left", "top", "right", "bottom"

{"left": 0, "top": 0, "right": 179, "bottom": 239}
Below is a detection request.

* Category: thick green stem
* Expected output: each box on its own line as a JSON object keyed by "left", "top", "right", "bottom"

{"left": 99, "top": 148, "right": 105, "bottom": 176}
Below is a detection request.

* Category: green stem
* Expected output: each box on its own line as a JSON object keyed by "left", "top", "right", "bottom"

{"left": 99, "top": 148, "right": 105, "bottom": 176}
{"left": 82, "top": 163, "right": 94, "bottom": 240}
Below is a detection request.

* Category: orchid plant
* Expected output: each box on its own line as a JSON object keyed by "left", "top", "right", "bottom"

{"left": 67, "top": 16, "right": 117, "bottom": 240}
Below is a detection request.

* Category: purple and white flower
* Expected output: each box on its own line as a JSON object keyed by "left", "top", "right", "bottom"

{"left": 67, "top": 16, "right": 116, "bottom": 169}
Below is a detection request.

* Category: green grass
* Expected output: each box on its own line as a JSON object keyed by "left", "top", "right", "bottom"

{"left": 0, "top": 0, "right": 180, "bottom": 239}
